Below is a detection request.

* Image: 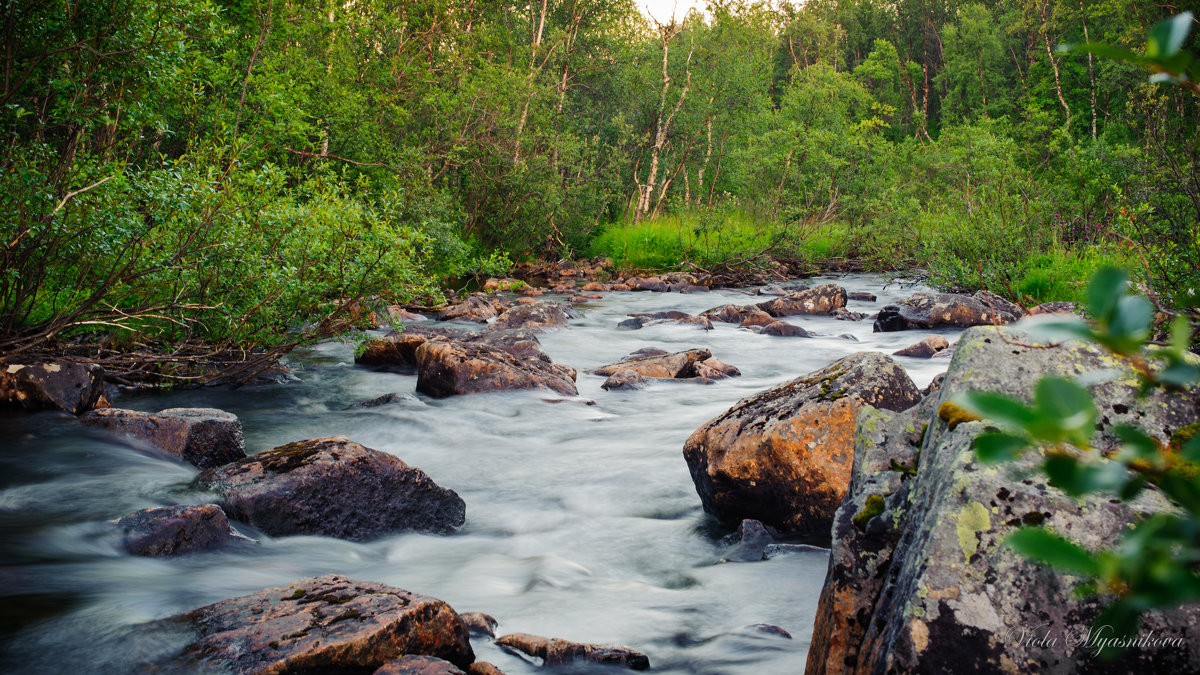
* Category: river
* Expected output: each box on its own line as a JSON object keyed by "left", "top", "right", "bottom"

{"left": 0, "top": 274, "right": 957, "bottom": 674}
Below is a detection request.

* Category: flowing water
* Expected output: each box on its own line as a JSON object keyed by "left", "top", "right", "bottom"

{"left": 0, "top": 274, "right": 959, "bottom": 674}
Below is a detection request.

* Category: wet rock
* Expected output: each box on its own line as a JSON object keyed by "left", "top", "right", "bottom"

{"left": 466, "top": 663, "right": 505, "bottom": 675}
{"left": 756, "top": 283, "right": 847, "bottom": 317}
{"left": 623, "top": 276, "right": 669, "bottom": 292}
{"left": 151, "top": 574, "right": 473, "bottom": 673}
{"left": 762, "top": 543, "right": 828, "bottom": 559}
{"left": 931, "top": 344, "right": 955, "bottom": 359}
{"left": 348, "top": 392, "right": 419, "bottom": 409}
{"left": 627, "top": 311, "right": 713, "bottom": 330}
{"left": 486, "top": 301, "right": 572, "bottom": 332}
{"left": 357, "top": 325, "right": 468, "bottom": 368}
{"left": 747, "top": 624, "right": 793, "bottom": 639}
{"left": 438, "top": 295, "right": 507, "bottom": 322}
{"left": 611, "top": 283, "right": 632, "bottom": 292}
{"left": 195, "top": 437, "right": 465, "bottom": 540}
{"left": 694, "top": 356, "right": 740, "bottom": 380}
{"left": 701, "top": 304, "right": 756, "bottom": 324}
{"left": 722, "top": 519, "right": 776, "bottom": 562}
{"left": 0, "top": 360, "right": 106, "bottom": 415}
{"left": 761, "top": 321, "right": 812, "bottom": 337}
{"left": 847, "top": 292, "right": 877, "bottom": 302}
{"left": 806, "top": 326, "right": 1200, "bottom": 674}
{"left": 617, "top": 317, "right": 647, "bottom": 330}
{"left": 1027, "top": 300, "right": 1083, "bottom": 316}
{"left": 837, "top": 333, "right": 859, "bottom": 342}
{"left": 602, "top": 369, "right": 647, "bottom": 391}
{"left": 683, "top": 352, "right": 922, "bottom": 534}
{"left": 892, "top": 335, "right": 950, "bottom": 359}
{"left": 459, "top": 611, "right": 498, "bottom": 638}
{"left": 872, "top": 290, "right": 1022, "bottom": 332}
{"left": 82, "top": 407, "right": 246, "bottom": 470}
{"left": 833, "top": 308, "right": 866, "bottom": 321}
{"left": 116, "top": 504, "right": 242, "bottom": 557}
{"left": 385, "top": 306, "right": 428, "bottom": 323}
{"left": 374, "top": 655, "right": 466, "bottom": 675}
{"left": 593, "top": 349, "right": 711, "bottom": 380}
{"left": 581, "top": 282, "right": 610, "bottom": 292}
{"left": 415, "top": 330, "right": 578, "bottom": 398}
{"left": 679, "top": 284, "right": 710, "bottom": 293}
{"left": 624, "top": 347, "right": 668, "bottom": 359}
{"left": 737, "top": 308, "right": 777, "bottom": 328}
{"left": 495, "top": 633, "right": 649, "bottom": 671}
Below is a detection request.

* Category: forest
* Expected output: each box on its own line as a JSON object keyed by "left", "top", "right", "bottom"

{"left": 2, "top": 0, "right": 1198, "bottom": 364}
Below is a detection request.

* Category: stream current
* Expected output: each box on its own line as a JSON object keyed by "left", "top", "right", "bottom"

{"left": 0, "top": 274, "right": 958, "bottom": 674}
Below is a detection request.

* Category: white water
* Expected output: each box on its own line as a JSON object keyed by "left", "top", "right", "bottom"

{"left": 0, "top": 275, "right": 958, "bottom": 674}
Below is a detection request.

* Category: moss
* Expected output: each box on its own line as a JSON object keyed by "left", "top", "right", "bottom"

{"left": 283, "top": 588, "right": 307, "bottom": 600}
{"left": 255, "top": 439, "right": 327, "bottom": 473}
{"left": 1169, "top": 423, "right": 1200, "bottom": 453}
{"left": 918, "top": 422, "right": 929, "bottom": 446}
{"left": 938, "top": 401, "right": 982, "bottom": 431}
{"left": 328, "top": 609, "right": 363, "bottom": 625}
{"left": 853, "top": 494, "right": 887, "bottom": 530}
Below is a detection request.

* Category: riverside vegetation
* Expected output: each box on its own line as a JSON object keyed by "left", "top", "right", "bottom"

{"left": 3, "top": 0, "right": 1199, "bottom": 379}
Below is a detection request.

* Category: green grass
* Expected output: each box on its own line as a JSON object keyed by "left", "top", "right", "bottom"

{"left": 589, "top": 208, "right": 848, "bottom": 270}
{"left": 1011, "top": 246, "right": 1135, "bottom": 305}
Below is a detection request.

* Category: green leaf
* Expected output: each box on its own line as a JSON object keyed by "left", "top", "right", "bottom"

{"left": 1033, "top": 377, "right": 1096, "bottom": 439}
{"left": 1069, "top": 43, "right": 1142, "bottom": 63}
{"left": 1147, "top": 12, "right": 1194, "bottom": 58}
{"left": 1007, "top": 527, "right": 1100, "bottom": 577}
{"left": 1113, "top": 425, "right": 1159, "bottom": 462}
{"left": 959, "top": 392, "right": 1039, "bottom": 429}
{"left": 1044, "top": 455, "right": 1128, "bottom": 496}
{"left": 973, "top": 432, "right": 1030, "bottom": 463}
{"left": 1087, "top": 267, "right": 1127, "bottom": 323}
{"left": 1102, "top": 295, "right": 1154, "bottom": 354}
{"left": 1182, "top": 434, "right": 1200, "bottom": 464}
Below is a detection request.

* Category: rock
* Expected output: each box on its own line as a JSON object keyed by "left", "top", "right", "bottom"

{"left": 701, "top": 304, "right": 755, "bottom": 324}
{"left": 117, "top": 504, "right": 242, "bottom": 557}
{"left": 679, "top": 284, "right": 709, "bottom": 293}
{"left": 694, "top": 356, "right": 740, "bottom": 380}
{"left": 415, "top": 330, "right": 578, "bottom": 397}
{"left": 833, "top": 308, "right": 866, "bottom": 321}
{"left": 385, "top": 306, "right": 428, "bottom": 323}
{"left": 486, "top": 301, "right": 571, "bottom": 332}
{"left": 348, "top": 392, "right": 419, "bottom": 409}
{"left": 762, "top": 543, "right": 828, "bottom": 559}
{"left": 761, "top": 321, "right": 812, "bottom": 337}
{"left": 624, "top": 347, "right": 668, "bottom": 359}
{"left": 756, "top": 283, "right": 847, "bottom": 317}
{"left": 611, "top": 283, "right": 632, "bottom": 292}
{"left": 806, "top": 326, "right": 1200, "bottom": 674}
{"left": 602, "top": 369, "right": 647, "bottom": 391}
{"left": 581, "top": 282, "right": 610, "bottom": 292}
{"left": 838, "top": 333, "right": 859, "bottom": 342}
{"left": 921, "top": 372, "right": 946, "bottom": 397}
{"left": 0, "top": 360, "right": 106, "bottom": 415}
{"left": 747, "top": 624, "right": 793, "bottom": 639}
{"left": 495, "top": 633, "right": 649, "bottom": 671}
{"left": 466, "top": 663, "right": 505, "bottom": 675}
{"left": 1027, "top": 301, "right": 1083, "bottom": 316}
{"left": 593, "top": 349, "right": 711, "bottom": 379}
{"left": 931, "top": 344, "right": 955, "bottom": 359}
{"left": 847, "top": 292, "right": 877, "bottom": 302}
{"left": 737, "top": 308, "right": 777, "bottom": 328}
{"left": 151, "top": 574, "right": 473, "bottom": 673}
{"left": 624, "top": 276, "right": 669, "bottom": 292}
{"left": 459, "top": 611, "right": 498, "bottom": 638}
{"left": 723, "top": 518, "right": 776, "bottom": 562}
{"left": 374, "top": 655, "right": 466, "bottom": 675}
{"left": 892, "top": 335, "right": 950, "bottom": 359}
{"left": 438, "top": 295, "right": 506, "bottom": 322}
{"left": 873, "top": 291, "right": 1022, "bottom": 332}
{"left": 627, "top": 311, "right": 713, "bottom": 330}
{"left": 81, "top": 407, "right": 246, "bottom": 469}
{"left": 195, "top": 437, "right": 465, "bottom": 540}
{"left": 357, "top": 325, "right": 468, "bottom": 368}
{"left": 682, "top": 352, "right": 922, "bottom": 534}
{"left": 617, "top": 317, "right": 648, "bottom": 330}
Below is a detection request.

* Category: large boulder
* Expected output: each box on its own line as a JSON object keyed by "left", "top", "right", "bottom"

{"left": 150, "top": 574, "right": 474, "bottom": 673}
{"left": 486, "top": 301, "right": 572, "bottom": 332}
{"left": 806, "top": 326, "right": 1200, "bottom": 674}
{"left": 682, "top": 352, "right": 921, "bottom": 534}
{"left": 593, "top": 349, "right": 712, "bottom": 379}
{"left": 873, "top": 290, "right": 1022, "bottom": 332}
{"left": 82, "top": 407, "right": 246, "bottom": 469}
{"left": 116, "top": 503, "right": 243, "bottom": 557}
{"left": 702, "top": 304, "right": 758, "bottom": 324}
{"left": 195, "top": 437, "right": 465, "bottom": 541}
{"left": 755, "top": 283, "right": 847, "bottom": 317}
{"left": 495, "top": 633, "right": 649, "bottom": 670}
{"left": 0, "top": 360, "right": 106, "bottom": 415}
{"left": 438, "top": 295, "right": 507, "bottom": 322}
{"left": 356, "top": 325, "right": 467, "bottom": 368}
{"left": 415, "top": 329, "right": 577, "bottom": 397}
{"left": 374, "top": 655, "right": 466, "bottom": 675}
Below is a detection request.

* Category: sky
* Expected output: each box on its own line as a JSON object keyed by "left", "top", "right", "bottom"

{"left": 638, "top": 0, "right": 708, "bottom": 23}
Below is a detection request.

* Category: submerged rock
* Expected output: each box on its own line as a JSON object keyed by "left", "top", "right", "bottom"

{"left": 682, "top": 352, "right": 921, "bottom": 534}
{"left": 116, "top": 504, "right": 243, "bottom": 557}
{"left": 486, "top": 301, "right": 572, "bottom": 332}
{"left": 806, "top": 326, "right": 1200, "bottom": 674}
{"left": 892, "top": 335, "right": 950, "bottom": 359}
{"left": 195, "top": 437, "right": 465, "bottom": 541}
{"left": 594, "top": 348, "right": 711, "bottom": 379}
{"left": 873, "top": 290, "right": 1022, "bottom": 332}
{"left": 347, "top": 392, "right": 419, "bottom": 409}
{"left": 601, "top": 369, "right": 647, "bottom": 391}
{"left": 415, "top": 330, "right": 577, "bottom": 398}
{"left": 756, "top": 283, "right": 847, "bottom": 317}
{"left": 458, "top": 611, "right": 498, "bottom": 638}
{"left": 82, "top": 407, "right": 246, "bottom": 469}
{"left": 761, "top": 321, "right": 811, "bottom": 337}
{"left": 150, "top": 574, "right": 473, "bottom": 673}
{"left": 625, "top": 311, "right": 713, "bottom": 330}
{"left": 847, "top": 292, "right": 877, "bottom": 302}
{"left": 495, "top": 633, "right": 649, "bottom": 671}
{"left": 0, "top": 360, "right": 106, "bottom": 415}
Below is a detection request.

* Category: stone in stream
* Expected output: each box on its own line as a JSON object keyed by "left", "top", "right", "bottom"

{"left": 347, "top": 392, "right": 419, "bottom": 409}
{"left": 438, "top": 294, "right": 508, "bottom": 322}
{"left": 485, "top": 301, "right": 572, "bottom": 332}
{"left": 755, "top": 283, "right": 848, "bottom": 317}
{"left": 458, "top": 611, "right": 498, "bottom": 638}
{"left": 495, "top": 633, "right": 649, "bottom": 671}
{"left": 806, "top": 326, "right": 1200, "bottom": 674}
{"left": 625, "top": 310, "right": 713, "bottom": 330}
{"left": 701, "top": 304, "right": 757, "bottom": 324}
{"left": 116, "top": 504, "right": 244, "bottom": 557}
{"left": 601, "top": 369, "right": 647, "bottom": 391}
{"left": 143, "top": 574, "right": 473, "bottom": 674}
{"left": 357, "top": 325, "right": 468, "bottom": 368}
{"left": 593, "top": 349, "right": 712, "bottom": 380}
{"left": 761, "top": 321, "right": 811, "bottom": 338}
{"left": 81, "top": 407, "right": 246, "bottom": 469}
{"left": 374, "top": 655, "right": 466, "bottom": 675}
{"left": 0, "top": 360, "right": 107, "bottom": 415}
{"left": 195, "top": 437, "right": 465, "bottom": 541}
{"left": 832, "top": 308, "right": 866, "bottom": 321}
{"left": 737, "top": 308, "right": 777, "bottom": 328}
{"left": 872, "top": 290, "right": 1022, "bottom": 332}
{"left": 847, "top": 291, "right": 877, "bottom": 302}
{"left": 682, "top": 352, "right": 921, "bottom": 534}
{"left": 892, "top": 335, "right": 950, "bottom": 359}
{"left": 465, "top": 663, "right": 506, "bottom": 675}
{"left": 415, "top": 329, "right": 578, "bottom": 397}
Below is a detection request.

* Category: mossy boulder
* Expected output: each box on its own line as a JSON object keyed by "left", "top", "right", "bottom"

{"left": 873, "top": 291, "right": 1023, "bottom": 332}
{"left": 682, "top": 352, "right": 921, "bottom": 534}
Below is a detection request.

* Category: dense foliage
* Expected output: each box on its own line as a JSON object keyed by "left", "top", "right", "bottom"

{"left": 2, "top": 0, "right": 1197, "bottom": 360}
